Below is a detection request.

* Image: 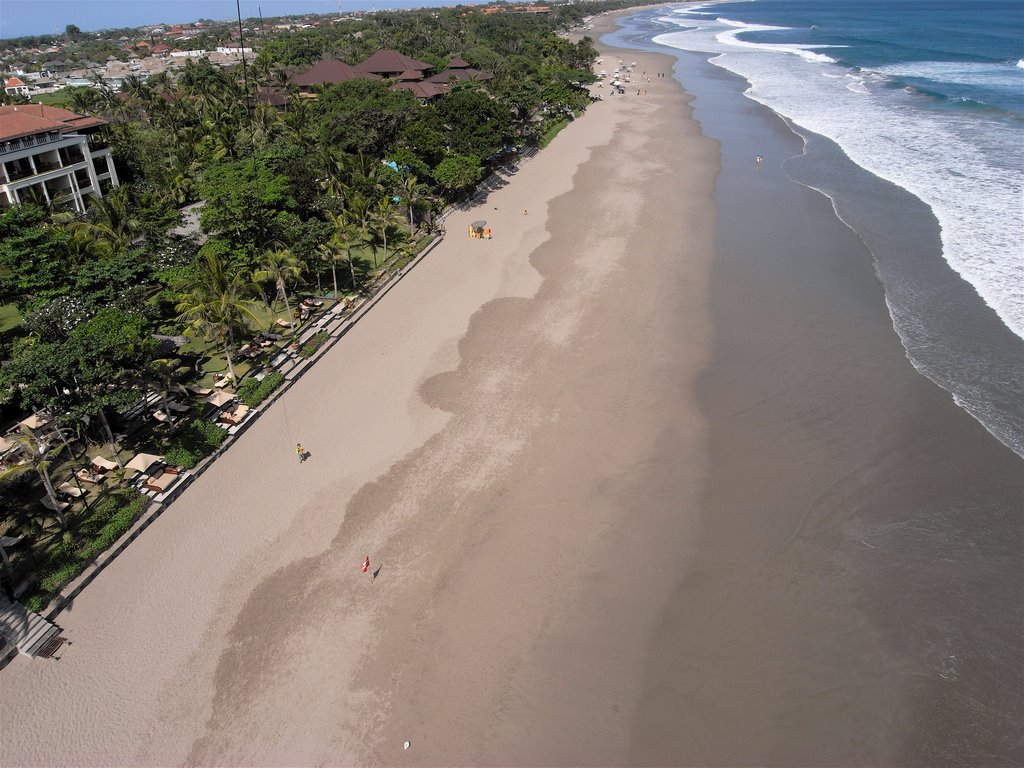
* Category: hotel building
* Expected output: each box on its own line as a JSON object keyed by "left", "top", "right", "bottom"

{"left": 0, "top": 104, "right": 119, "bottom": 212}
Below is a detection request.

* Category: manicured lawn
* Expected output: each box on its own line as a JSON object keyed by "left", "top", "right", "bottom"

{"left": 0, "top": 303, "right": 23, "bottom": 333}
{"left": 31, "top": 90, "right": 73, "bottom": 107}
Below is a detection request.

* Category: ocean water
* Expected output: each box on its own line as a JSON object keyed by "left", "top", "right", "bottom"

{"left": 646, "top": 0, "right": 1024, "bottom": 455}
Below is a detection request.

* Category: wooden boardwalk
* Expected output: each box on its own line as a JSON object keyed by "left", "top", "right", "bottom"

{"left": 0, "top": 595, "right": 65, "bottom": 659}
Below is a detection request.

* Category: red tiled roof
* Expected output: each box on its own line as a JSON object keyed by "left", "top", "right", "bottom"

{"left": 447, "top": 55, "right": 470, "bottom": 69}
{"left": 0, "top": 103, "right": 106, "bottom": 142}
{"left": 293, "top": 59, "right": 381, "bottom": 87}
{"left": 392, "top": 81, "right": 447, "bottom": 100}
{"left": 5, "top": 77, "right": 26, "bottom": 87}
{"left": 356, "top": 49, "right": 430, "bottom": 75}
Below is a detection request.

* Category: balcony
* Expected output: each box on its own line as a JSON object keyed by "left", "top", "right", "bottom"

{"left": 3, "top": 164, "right": 35, "bottom": 182}
{"left": 61, "top": 149, "right": 86, "bottom": 165}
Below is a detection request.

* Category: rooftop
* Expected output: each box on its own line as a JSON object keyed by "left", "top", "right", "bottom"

{"left": 293, "top": 59, "right": 381, "bottom": 87}
{"left": 356, "top": 49, "right": 431, "bottom": 75}
{"left": 0, "top": 104, "right": 107, "bottom": 143}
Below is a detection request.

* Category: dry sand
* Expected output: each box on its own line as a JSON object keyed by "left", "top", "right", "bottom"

{"left": 0, "top": 19, "right": 717, "bottom": 766}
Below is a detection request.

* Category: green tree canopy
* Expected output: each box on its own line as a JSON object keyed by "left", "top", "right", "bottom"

{"left": 434, "top": 88, "right": 516, "bottom": 159}
{"left": 0, "top": 204, "right": 72, "bottom": 307}
{"left": 199, "top": 158, "right": 297, "bottom": 265}
{"left": 316, "top": 80, "right": 421, "bottom": 158}
{"left": 432, "top": 155, "right": 480, "bottom": 196}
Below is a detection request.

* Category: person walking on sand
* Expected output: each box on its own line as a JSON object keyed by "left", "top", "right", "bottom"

{"left": 361, "top": 555, "right": 370, "bottom": 574}
{"left": 296, "top": 443, "right": 306, "bottom": 463}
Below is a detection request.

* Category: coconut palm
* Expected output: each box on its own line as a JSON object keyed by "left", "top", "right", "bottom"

{"left": 3, "top": 432, "right": 69, "bottom": 527}
{"left": 399, "top": 175, "right": 426, "bottom": 229}
{"left": 72, "top": 185, "right": 139, "bottom": 255}
{"left": 176, "top": 252, "right": 263, "bottom": 382}
{"left": 370, "top": 197, "right": 406, "bottom": 269}
{"left": 254, "top": 247, "right": 303, "bottom": 331}
{"left": 322, "top": 211, "right": 367, "bottom": 296}
{"left": 141, "top": 357, "right": 184, "bottom": 426}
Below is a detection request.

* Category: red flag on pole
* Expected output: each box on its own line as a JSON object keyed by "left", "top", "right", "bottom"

{"left": 360, "top": 556, "right": 370, "bottom": 573}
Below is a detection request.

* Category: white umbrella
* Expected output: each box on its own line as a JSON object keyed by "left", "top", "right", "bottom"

{"left": 125, "top": 452, "right": 163, "bottom": 474}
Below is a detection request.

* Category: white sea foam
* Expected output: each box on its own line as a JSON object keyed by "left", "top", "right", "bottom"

{"left": 713, "top": 17, "right": 842, "bottom": 63}
{"left": 870, "top": 60, "right": 1024, "bottom": 93}
{"left": 652, "top": 16, "right": 1024, "bottom": 340}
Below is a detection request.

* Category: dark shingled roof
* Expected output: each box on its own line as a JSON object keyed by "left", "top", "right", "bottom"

{"left": 293, "top": 59, "right": 381, "bottom": 87}
{"left": 392, "top": 81, "right": 448, "bottom": 100}
{"left": 356, "top": 49, "right": 430, "bottom": 75}
{"left": 447, "top": 55, "right": 471, "bottom": 68}
{"left": 426, "top": 68, "right": 495, "bottom": 84}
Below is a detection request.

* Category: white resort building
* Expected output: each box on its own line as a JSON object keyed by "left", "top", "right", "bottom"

{"left": 0, "top": 104, "right": 119, "bottom": 212}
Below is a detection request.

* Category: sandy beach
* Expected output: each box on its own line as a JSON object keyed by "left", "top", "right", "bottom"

{"left": 5, "top": 6, "right": 1021, "bottom": 765}
{"left": 1, "top": 14, "right": 719, "bottom": 765}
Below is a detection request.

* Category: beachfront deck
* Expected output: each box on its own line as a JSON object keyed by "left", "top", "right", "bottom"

{"left": 0, "top": 595, "right": 65, "bottom": 660}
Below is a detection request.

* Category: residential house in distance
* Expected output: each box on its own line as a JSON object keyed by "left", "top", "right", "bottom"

{"left": 0, "top": 104, "right": 119, "bottom": 211}
{"left": 4, "top": 77, "right": 29, "bottom": 97}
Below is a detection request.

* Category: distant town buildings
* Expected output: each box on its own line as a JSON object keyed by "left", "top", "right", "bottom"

{"left": 4, "top": 77, "right": 28, "bottom": 96}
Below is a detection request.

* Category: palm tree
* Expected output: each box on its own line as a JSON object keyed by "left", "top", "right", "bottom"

{"left": 176, "top": 252, "right": 263, "bottom": 382}
{"left": 322, "top": 211, "right": 367, "bottom": 296}
{"left": 141, "top": 357, "right": 184, "bottom": 426}
{"left": 254, "top": 248, "right": 303, "bottom": 331}
{"left": 370, "top": 197, "right": 406, "bottom": 269}
{"left": 67, "top": 87, "right": 97, "bottom": 115}
{"left": 166, "top": 172, "right": 196, "bottom": 206}
{"left": 283, "top": 98, "right": 315, "bottom": 149}
{"left": 3, "top": 432, "right": 69, "bottom": 527}
{"left": 399, "top": 175, "right": 426, "bottom": 229}
{"left": 72, "top": 186, "right": 139, "bottom": 254}
{"left": 207, "top": 112, "right": 241, "bottom": 161}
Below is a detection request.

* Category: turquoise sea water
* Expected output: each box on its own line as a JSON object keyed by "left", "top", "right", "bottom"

{"left": 643, "top": 0, "right": 1024, "bottom": 456}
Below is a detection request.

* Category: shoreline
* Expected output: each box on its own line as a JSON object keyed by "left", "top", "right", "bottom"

{"left": 0, "top": 14, "right": 721, "bottom": 765}
{"left": 607, "top": 11, "right": 1023, "bottom": 765}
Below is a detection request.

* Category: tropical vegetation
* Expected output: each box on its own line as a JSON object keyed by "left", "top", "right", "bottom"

{"left": 0, "top": 0, "right": 643, "bottom": 609}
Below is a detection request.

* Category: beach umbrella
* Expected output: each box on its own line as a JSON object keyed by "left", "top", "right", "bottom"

{"left": 471, "top": 220, "right": 486, "bottom": 228}
{"left": 125, "top": 452, "right": 163, "bottom": 474}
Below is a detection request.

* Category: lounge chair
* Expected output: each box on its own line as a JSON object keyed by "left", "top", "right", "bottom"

{"left": 216, "top": 403, "right": 250, "bottom": 426}
{"left": 91, "top": 456, "right": 118, "bottom": 473}
{"left": 187, "top": 384, "right": 213, "bottom": 396}
{"left": 143, "top": 471, "right": 178, "bottom": 494}
{"left": 58, "top": 482, "right": 85, "bottom": 498}
{"left": 167, "top": 400, "right": 191, "bottom": 413}
{"left": 40, "top": 495, "right": 69, "bottom": 513}
{"left": 275, "top": 318, "right": 292, "bottom": 328}
{"left": 76, "top": 468, "right": 104, "bottom": 484}
{"left": 153, "top": 410, "right": 172, "bottom": 423}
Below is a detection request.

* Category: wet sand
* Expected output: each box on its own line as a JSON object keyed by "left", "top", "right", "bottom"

{"left": 621, "top": 35, "right": 1024, "bottom": 768}
{"left": 0, "top": 21, "right": 718, "bottom": 766}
